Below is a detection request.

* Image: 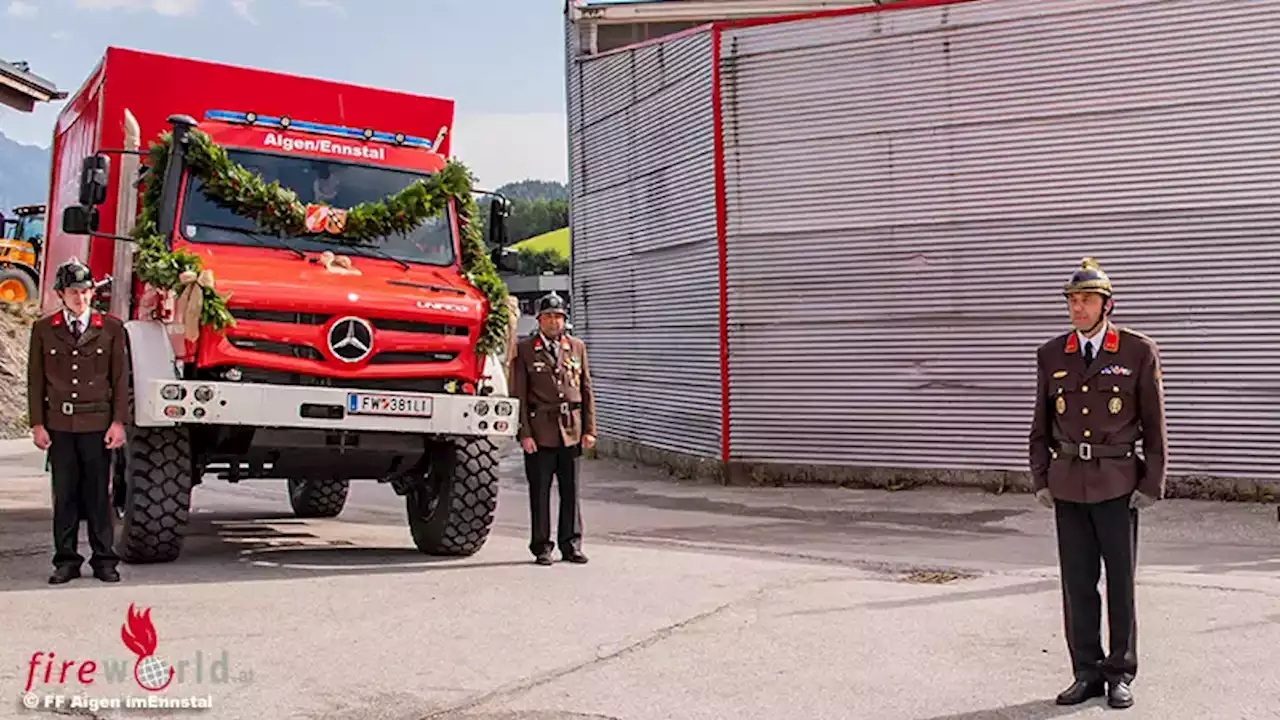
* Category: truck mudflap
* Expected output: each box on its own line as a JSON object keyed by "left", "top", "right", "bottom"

{"left": 135, "top": 379, "right": 519, "bottom": 437}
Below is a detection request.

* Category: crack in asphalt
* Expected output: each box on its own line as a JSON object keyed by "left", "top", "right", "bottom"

{"left": 414, "top": 575, "right": 837, "bottom": 720}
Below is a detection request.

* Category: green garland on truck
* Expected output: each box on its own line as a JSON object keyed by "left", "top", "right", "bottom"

{"left": 131, "top": 128, "right": 510, "bottom": 358}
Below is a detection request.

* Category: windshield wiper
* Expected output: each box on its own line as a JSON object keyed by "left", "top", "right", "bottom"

{"left": 192, "top": 222, "right": 306, "bottom": 260}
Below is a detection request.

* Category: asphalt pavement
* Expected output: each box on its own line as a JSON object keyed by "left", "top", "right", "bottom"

{"left": 0, "top": 438, "right": 1277, "bottom": 720}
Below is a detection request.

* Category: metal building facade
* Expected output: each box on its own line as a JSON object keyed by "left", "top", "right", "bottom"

{"left": 566, "top": 0, "right": 1280, "bottom": 487}
{"left": 566, "top": 24, "right": 723, "bottom": 457}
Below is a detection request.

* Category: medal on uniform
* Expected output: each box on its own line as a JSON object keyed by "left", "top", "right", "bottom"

{"left": 1052, "top": 370, "right": 1068, "bottom": 379}
{"left": 1055, "top": 396, "right": 1066, "bottom": 415}
{"left": 1109, "top": 397, "right": 1123, "bottom": 415}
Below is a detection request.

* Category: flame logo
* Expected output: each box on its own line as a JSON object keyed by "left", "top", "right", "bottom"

{"left": 120, "top": 604, "right": 174, "bottom": 692}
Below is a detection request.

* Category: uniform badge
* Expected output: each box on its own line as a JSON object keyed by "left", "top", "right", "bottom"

{"left": 1100, "top": 365, "right": 1132, "bottom": 376}
{"left": 1052, "top": 370, "right": 1068, "bottom": 379}
{"left": 1109, "top": 397, "right": 1123, "bottom": 415}
{"left": 1055, "top": 396, "right": 1066, "bottom": 415}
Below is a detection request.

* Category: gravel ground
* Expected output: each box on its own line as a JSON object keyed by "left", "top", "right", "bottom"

{"left": 0, "top": 303, "right": 37, "bottom": 440}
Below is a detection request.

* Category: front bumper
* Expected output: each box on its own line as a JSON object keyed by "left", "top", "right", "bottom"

{"left": 137, "top": 379, "right": 519, "bottom": 437}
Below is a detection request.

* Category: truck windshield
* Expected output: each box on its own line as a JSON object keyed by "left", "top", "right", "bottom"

{"left": 179, "top": 150, "right": 456, "bottom": 266}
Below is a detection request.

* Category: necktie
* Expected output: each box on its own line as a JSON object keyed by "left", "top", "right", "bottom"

{"left": 70, "top": 318, "right": 81, "bottom": 339}
{"left": 1083, "top": 342, "right": 1094, "bottom": 367}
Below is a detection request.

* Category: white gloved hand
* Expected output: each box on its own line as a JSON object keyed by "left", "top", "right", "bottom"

{"left": 1035, "top": 488, "right": 1054, "bottom": 509}
{"left": 1130, "top": 491, "right": 1157, "bottom": 510}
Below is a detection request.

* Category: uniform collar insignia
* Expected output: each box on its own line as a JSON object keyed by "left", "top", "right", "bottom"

{"left": 90, "top": 314, "right": 104, "bottom": 328}
{"left": 50, "top": 313, "right": 64, "bottom": 328}
{"left": 1065, "top": 325, "right": 1118, "bottom": 354}
{"left": 1103, "top": 326, "right": 1119, "bottom": 353}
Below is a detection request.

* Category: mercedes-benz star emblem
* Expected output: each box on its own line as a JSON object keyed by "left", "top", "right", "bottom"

{"left": 328, "top": 317, "right": 374, "bottom": 363}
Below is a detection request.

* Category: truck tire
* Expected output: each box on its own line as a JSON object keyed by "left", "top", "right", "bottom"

{"left": 114, "top": 426, "right": 195, "bottom": 564}
{"left": 287, "top": 477, "right": 349, "bottom": 518}
{"left": 0, "top": 267, "right": 36, "bottom": 305}
{"left": 406, "top": 438, "right": 500, "bottom": 556}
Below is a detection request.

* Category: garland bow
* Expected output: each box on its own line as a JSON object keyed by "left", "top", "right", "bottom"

{"left": 131, "top": 127, "right": 510, "bottom": 358}
{"left": 175, "top": 268, "right": 216, "bottom": 343}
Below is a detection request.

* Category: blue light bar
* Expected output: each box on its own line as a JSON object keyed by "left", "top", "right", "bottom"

{"left": 202, "top": 110, "right": 435, "bottom": 150}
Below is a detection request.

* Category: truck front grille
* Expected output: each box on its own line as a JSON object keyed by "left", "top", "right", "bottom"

{"left": 229, "top": 308, "right": 469, "bottom": 338}
{"left": 230, "top": 308, "right": 330, "bottom": 325}
{"left": 228, "top": 336, "right": 325, "bottom": 362}
{"left": 369, "top": 351, "right": 458, "bottom": 365}
{"left": 230, "top": 368, "right": 450, "bottom": 394}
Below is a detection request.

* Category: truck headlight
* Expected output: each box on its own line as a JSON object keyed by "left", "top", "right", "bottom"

{"left": 495, "top": 402, "right": 513, "bottom": 416}
{"left": 474, "top": 401, "right": 490, "bottom": 416}
{"left": 194, "top": 386, "right": 214, "bottom": 403}
{"left": 161, "top": 384, "right": 184, "bottom": 401}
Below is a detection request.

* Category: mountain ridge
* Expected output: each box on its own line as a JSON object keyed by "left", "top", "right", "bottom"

{"left": 0, "top": 130, "right": 52, "bottom": 212}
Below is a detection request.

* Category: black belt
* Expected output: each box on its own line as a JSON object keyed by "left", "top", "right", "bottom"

{"left": 56, "top": 401, "right": 109, "bottom": 416}
{"left": 1056, "top": 441, "right": 1134, "bottom": 461}
{"left": 532, "top": 401, "right": 581, "bottom": 416}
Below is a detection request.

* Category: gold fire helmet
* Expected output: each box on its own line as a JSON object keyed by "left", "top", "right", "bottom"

{"left": 1062, "top": 257, "right": 1113, "bottom": 299}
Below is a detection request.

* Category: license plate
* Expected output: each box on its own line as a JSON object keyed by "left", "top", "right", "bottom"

{"left": 346, "top": 393, "right": 433, "bottom": 417}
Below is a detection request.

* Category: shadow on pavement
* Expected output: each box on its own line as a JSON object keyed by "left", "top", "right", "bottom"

{"left": 920, "top": 698, "right": 1102, "bottom": 719}
{"left": 0, "top": 506, "right": 537, "bottom": 593}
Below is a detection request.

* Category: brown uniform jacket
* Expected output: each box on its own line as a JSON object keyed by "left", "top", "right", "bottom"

{"left": 510, "top": 332, "right": 596, "bottom": 448}
{"left": 27, "top": 310, "right": 130, "bottom": 434}
{"left": 1029, "top": 323, "right": 1168, "bottom": 503}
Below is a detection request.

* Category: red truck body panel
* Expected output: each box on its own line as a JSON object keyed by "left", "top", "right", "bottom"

{"left": 40, "top": 47, "right": 492, "bottom": 383}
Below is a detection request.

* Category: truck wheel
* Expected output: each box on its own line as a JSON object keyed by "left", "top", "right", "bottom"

{"left": 0, "top": 268, "right": 36, "bottom": 304}
{"left": 287, "top": 477, "right": 349, "bottom": 518}
{"left": 114, "top": 426, "right": 195, "bottom": 563}
{"left": 406, "top": 438, "right": 500, "bottom": 556}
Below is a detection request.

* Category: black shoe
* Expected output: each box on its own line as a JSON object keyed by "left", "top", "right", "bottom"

{"left": 1055, "top": 679, "right": 1104, "bottom": 705}
{"left": 534, "top": 554, "right": 553, "bottom": 566}
{"left": 562, "top": 552, "right": 589, "bottom": 564}
{"left": 48, "top": 566, "right": 80, "bottom": 585}
{"left": 93, "top": 566, "right": 121, "bottom": 583}
{"left": 1108, "top": 681, "right": 1134, "bottom": 709}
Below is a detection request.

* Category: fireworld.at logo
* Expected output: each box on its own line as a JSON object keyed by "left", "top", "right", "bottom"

{"left": 22, "top": 603, "right": 253, "bottom": 694}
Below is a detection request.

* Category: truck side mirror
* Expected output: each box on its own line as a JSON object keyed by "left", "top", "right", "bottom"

{"left": 78, "top": 154, "right": 110, "bottom": 207}
{"left": 486, "top": 196, "right": 510, "bottom": 249}
{"left": 62, "top": 205, "right": 99, "bottom": 235}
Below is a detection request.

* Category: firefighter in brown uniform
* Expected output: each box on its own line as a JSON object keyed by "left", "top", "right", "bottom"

{"left": 27, "top": 259, "right": 128, "bottom": 584}
{"left": 1029, "top": 257, "right": 1168, "bottom": 710}
{"left": 510, "top": 292, "right": 595, "bottom": 565}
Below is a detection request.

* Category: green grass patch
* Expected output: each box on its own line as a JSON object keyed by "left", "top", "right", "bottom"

{"left": 512, "top": 227, "right": 569, "bottom": 257}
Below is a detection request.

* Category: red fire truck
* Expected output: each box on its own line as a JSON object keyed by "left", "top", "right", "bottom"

{"left": 41, "top": 47, "right": 520, "bottom": 564}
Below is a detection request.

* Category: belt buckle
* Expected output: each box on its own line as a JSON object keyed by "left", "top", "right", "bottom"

{"left": 1077, "top": 442, "right": 1093, "bottom": 461}
{"left": 61, "top": 401, "right": 74, "bottom": 416}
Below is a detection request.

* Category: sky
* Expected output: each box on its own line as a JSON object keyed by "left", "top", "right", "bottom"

{"left": 0, "top": 0, "right": 569, "bottom": 188}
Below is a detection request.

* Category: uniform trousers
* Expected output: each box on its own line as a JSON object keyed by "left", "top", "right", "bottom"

{"left": 49, "top": 429, "right": 118, "bottom": 571}
{"left": 1054, "top": 494, "right": 1139, "bottom": 684}
{"left": 523, "top": 439, "right": 583, "bottom": 557}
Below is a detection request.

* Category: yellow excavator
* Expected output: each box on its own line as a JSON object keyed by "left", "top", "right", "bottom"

{"left": 0, "top": 203, "right": 44, "bottom": 305}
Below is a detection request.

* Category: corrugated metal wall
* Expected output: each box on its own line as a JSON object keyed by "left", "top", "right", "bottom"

{"left": 720, "top": 0, "right": 1280, "bottom": 480}
{"left": 565, "top": 27, "right": 723, "bottom": 456}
